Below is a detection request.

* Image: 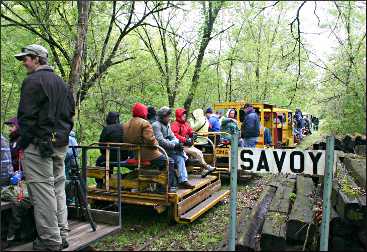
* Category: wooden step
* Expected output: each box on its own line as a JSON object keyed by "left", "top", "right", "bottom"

{"left": 179, "top": 189, "right": 229, "bottom": 223}
{"left": 177, "top": 179, "right": 221, "bottom": 216}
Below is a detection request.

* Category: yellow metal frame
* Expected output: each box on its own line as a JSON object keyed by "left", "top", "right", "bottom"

{"left": 272, "top": 108, "right": 295, "bottom": 147}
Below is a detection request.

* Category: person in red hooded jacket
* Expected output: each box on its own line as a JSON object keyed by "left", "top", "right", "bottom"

{"left": 171, "top": 108, "right": 216, "bottom": 178}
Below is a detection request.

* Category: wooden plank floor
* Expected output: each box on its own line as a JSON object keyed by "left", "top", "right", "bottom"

{"left": 6, "top": 221, "right": 120, "bottom": 251}
{"left": 173, "top": 175, "right": 218, "bottom": 199}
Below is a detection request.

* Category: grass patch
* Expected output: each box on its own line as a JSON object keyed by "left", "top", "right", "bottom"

{"left": 93, "top": 176, "right": 268, "bottom": 251}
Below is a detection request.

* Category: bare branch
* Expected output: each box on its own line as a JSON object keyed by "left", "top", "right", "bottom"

{"left": 252, "top": 1, "right": 280, "bottom": 21}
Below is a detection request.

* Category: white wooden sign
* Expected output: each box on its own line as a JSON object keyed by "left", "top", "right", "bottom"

{"left": 238, "top": 148, "right": 335, "bottom": 176}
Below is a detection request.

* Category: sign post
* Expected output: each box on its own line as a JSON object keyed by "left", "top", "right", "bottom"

{"left": 320, "top": 135, "right": 335, "bottom": 251}
{"left": 228, "top": 131, "right": 239, "bottom": 251}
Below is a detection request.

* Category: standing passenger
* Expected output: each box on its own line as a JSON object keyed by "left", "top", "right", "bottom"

{"left": 206, "top": 107, "right": 221, "bottom": 132}
{"left": 15, "top": 44, "right": 75, "bottom": 250}
{"left": 240, "top": 103, "right": 260, "bottom": 148}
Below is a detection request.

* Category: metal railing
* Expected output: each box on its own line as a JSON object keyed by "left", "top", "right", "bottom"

{"left": 84, "top": 143, "right": 170, "bottom": 203}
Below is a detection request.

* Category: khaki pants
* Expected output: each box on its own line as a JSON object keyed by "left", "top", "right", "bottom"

{"left": 184, "top": 146, "right": 207, "bottom": 168}
{"left": 22, "top": 144, "right": 69, "bottom": 246}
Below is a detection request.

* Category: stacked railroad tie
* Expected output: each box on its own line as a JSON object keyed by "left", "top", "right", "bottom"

{"left": 312, "top": 134, "right": 366, "bottom": 156}
{"left": 329, "top": 155, "right": 366, "bottom": 251}
{"left": 218, "top": 174, "right": 321, "bottom": 251}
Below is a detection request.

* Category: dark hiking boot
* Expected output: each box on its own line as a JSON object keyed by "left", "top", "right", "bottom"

{"left": 33, "top": 238, "right": 61, "bottom": 251}
{"left": 62, "top": 239, "right": 69, "bottom": 249}
{"left": 201, "top": 165, "right": 216, "bottom": 178}
{"left": 178, "top": 181, "right": 195, "bottom": 189}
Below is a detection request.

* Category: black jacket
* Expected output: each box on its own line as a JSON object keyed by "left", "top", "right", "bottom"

{"left": 241, "top": 109, "right": 260, "bottom": 138}
{"left": 99, "top": 124, "right": 129, "bottom": 161}
{"left": 17, "top": 66, "right": 75, "bottom": 148}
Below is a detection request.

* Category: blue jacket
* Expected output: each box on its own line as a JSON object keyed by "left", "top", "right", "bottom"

{"left": 295, "top": 111, "right": 304, "bottom": 129}
{"left": 241, "top": 109, "right": 260, "bottom": 138}
{"left": 208, "top": 115, "right": 221, "bottom": 132}
{"left": 1, "top": 135, "right": 13, "bottom": 186}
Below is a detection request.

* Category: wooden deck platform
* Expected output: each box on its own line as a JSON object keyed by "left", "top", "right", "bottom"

{"left": 6, "top": 220, "right": 120, "bottom": 251}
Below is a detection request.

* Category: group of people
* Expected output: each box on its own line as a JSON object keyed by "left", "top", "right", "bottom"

{"left": 204, "top": 105, "right": 262, "bottom": 148}
{"left": 94, "top": 104, "right": 217, "bottom": 193}
{"left": 293, "top": 109, "right": 319, "bottom": 142}
{"left": 92, "top": 102, "right": 262, "bottom": 194}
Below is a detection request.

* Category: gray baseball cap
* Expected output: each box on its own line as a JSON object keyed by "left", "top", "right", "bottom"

{"left": 14, "top": 44, "right": 48, "bottom": 61}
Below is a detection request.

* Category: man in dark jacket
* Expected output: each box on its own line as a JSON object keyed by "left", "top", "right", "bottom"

{"left": 240, "top": 103, "right": 260, "bottom": 148}
{"left": 15, "top": 44, "right": 75, "bottom": 251}
{"left": 95, "top": 112, "right": 129, "bottom": 188}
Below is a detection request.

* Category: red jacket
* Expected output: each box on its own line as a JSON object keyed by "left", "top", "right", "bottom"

{"left": 171, "top": 108, "right": 193, "bottom": 144}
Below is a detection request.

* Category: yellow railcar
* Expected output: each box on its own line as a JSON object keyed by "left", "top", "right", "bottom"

{"left": 195, "top": 102, "right": 296, "bottom": 175}
{"left": 85, "top": 142, "right": 229, "bottom": 224}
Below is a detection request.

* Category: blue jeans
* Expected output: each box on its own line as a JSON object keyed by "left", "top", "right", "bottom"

{"left": 170, "top": 154, "right": 188, "bottom": 183}
{"left": 294, "top": 128, "right": 303, "bottom": 140}
{"left": 243, "top": 137, "right": 258, "bottom": 148}
{"left": 264, "top": 128, "right": 272, "bottom": 146}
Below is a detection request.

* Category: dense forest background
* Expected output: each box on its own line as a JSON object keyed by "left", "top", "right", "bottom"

{"left": 1, "top": 1, "right": 366, "bottom": 143}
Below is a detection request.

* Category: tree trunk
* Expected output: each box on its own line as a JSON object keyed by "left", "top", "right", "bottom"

{"left": 183, "top": 2, "right": 222, "bottom": 112}
{"left": 68, "top": 0, "right": 90, "bottom": 101}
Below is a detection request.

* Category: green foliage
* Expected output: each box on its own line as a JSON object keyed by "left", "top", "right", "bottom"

{"left": 289, "top": 192, "right": 297, "bottom": 203}
{"left": 1, "top": 1, "right": 365, "bottom": 144}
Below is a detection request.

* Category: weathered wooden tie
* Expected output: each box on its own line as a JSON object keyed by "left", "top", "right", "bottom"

{"left": 286, "top": 175, "right": 315, "bottom": 242}
{"left": 236, "top": 185, "right": 277, "bottom": 251}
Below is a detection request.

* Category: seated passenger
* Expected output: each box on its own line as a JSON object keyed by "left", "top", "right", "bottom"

{"left": 4, "top": 117, "right": 22, "bottom": 172}
{"left": 147, "top": 105, "right": 157, "bottom": 124}
{"left": 96, "top": 112, "right": 129, "bottom": 188}
{"left": 171, "top": 108, "right": 216, "bottom": 178}
{"left": 153, "top": 107, "right": 195, "bottom": 189}
{"left": 1, "top": 134, "right": 33, "bottom": 247}
{"left": 65, "top": 130, "right": 78, "bottom": 180}
{"left": 221, "top": 109, "right": 241, "bottom": 145}
{"left": 206, "top": 107, "right": 221, "bottom": 132}
{"left": 1, "top": 134, "right": 13, "bottom": 187}
{"left": 64, "top": 130, "right": 78, "bottom": 204}
{"left": 216, "top": 109, "right": 225, "bottom": 125}
{"left": 124, "top": 103, "right": 177, "bottom": 192}
{"left": 189, "top": 108, "right": 209, "bottom": 145}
